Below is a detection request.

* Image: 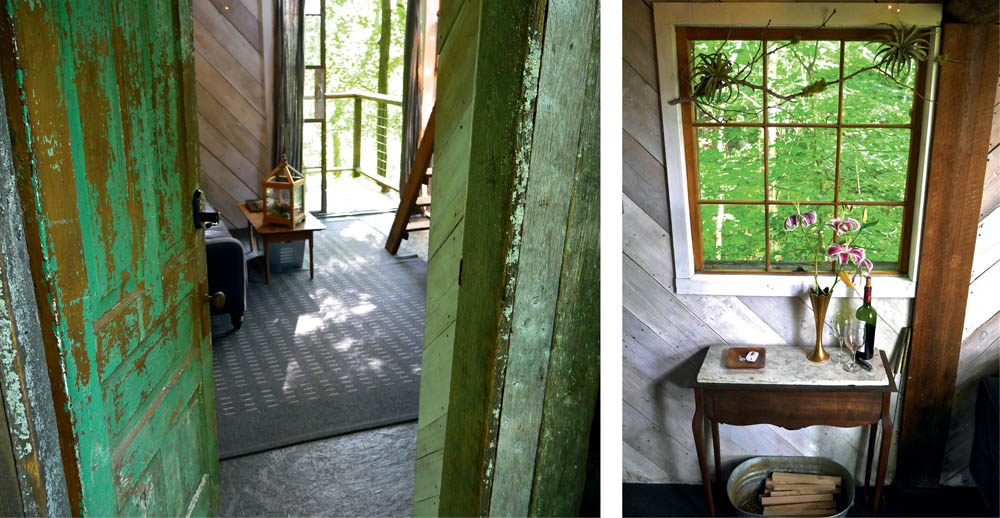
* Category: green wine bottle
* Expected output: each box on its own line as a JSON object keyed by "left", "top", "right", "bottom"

{"left": 856, "top": 277, "right": 877, "bottom": 360}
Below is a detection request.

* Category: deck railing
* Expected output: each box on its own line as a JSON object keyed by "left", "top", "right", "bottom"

{"left": 302, "top": 89, "right": 403, "bottom": 213}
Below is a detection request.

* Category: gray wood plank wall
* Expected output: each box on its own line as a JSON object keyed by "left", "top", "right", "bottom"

{"left": 623, "top": 0, "right": 1000, "bottom": 486}
{"left": 193, "top": 0, "right": 274, "bottom": 228}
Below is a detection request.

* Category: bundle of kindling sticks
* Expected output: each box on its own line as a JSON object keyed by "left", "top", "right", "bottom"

{"left": 759, "top": 472, "right": 842, "bottom": 517}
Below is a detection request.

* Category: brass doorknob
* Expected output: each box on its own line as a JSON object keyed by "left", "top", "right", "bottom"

{"left": 205, "top": 292, "right": 226, "bottom": 309}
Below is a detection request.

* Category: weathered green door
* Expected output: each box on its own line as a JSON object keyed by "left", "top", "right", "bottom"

{"left": 0, "top": 0, "right": 218, "bottom": 515}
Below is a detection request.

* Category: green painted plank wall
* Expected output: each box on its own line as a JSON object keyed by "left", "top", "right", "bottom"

{"left": 412, "top": 0, "right": 478, "bottom": 515}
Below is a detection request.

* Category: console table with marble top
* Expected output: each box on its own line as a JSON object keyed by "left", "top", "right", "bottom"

{"left": 692, "top": 344, "right": 896, "bottom": 516}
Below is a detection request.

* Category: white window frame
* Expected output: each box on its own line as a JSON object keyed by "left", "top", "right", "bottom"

{"left": 653, "top": 2, "right": 942, "bottom": 298}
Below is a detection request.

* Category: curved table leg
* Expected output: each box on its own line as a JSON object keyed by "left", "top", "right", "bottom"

{"left": 264, "top": 237, "right": 271, "bottom": 284}
{"left": 865, "top": 422, "right": 877, "bottom": 496}
{"left": 692, "top": 389, "right": 715, "bottom": 517}
{"left": 711, "top": 420, "right": 721, "bottom": 484}
{"left": 873, "top": 394, "right": 893, "bottom": 516}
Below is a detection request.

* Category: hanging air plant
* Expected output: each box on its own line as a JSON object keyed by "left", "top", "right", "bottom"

{"left": 668, "top": 15, "right": 938, "bottom": 115}
{"left": 689, "top": 51, "right": 737, "bottom": 105}
{"left": 873, "top": 23, "right": 930, "bottom": 79}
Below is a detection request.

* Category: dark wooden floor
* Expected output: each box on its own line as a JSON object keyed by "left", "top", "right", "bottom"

{"left": 623, "top": 483, "right": 992, "bottom": 517}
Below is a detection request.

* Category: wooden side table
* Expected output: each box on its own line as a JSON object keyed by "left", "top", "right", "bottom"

{"left": 692, "top": 345, "right": 896, "bottom": 516}
{"left": 237, "top": 203, "right": 326, "bottom": 284}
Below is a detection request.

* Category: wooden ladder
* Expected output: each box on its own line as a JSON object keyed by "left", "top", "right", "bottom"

{"left": 386, "top": 107, "right": 435, "bottom": 254}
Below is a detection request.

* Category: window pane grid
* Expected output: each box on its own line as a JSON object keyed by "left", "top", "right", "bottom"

{"left": 684, "top": 30, "right": 921, "bottom": 274}
{"left": 763, "top": 42, "right": 769, "bottom": 270}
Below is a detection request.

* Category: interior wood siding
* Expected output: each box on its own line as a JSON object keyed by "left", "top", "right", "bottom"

{"left": 193, "top": 0, "right": 273, "bottom": 228}
{"left": 623, "top": 0, "right": 996, "bottom": 487}
{"left": 413, "top": 0, "right": 477, "bottom": 515}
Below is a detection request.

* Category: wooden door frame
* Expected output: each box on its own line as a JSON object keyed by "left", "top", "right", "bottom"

{"left": 0, "top": 71, "right": 72, "bottom": 517}
{"left": 437, "top": 1, "right": 600, "bottom": 515}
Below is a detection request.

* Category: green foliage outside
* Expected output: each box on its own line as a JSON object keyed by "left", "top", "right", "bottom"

{"left": 694, "top": 38, "right": 917, "bottom": 272}
{"left": 301, "top": 0, "right": 406, "bottom": 175}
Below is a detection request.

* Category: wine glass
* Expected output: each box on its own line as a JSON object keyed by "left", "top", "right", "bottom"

{"left": 832, "top": 308, "right": 853, "bottom": 366}
{"left": 843, "top": 319, "right": 863, "bottom": 373}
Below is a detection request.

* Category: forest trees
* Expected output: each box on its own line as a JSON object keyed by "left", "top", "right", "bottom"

{"left": 302, "top": 0, "right": 406, "bottom": 185}
{"left": 688, "top": 36, "right": 919, "bottom": 273}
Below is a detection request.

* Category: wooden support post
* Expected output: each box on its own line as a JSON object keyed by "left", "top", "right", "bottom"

{"left": 896, "top": 23, "right": 999, "bottom": 488}
{"left": 437, "top": 1, "right": 599, "bottom": 516}
{"left": 352, "top": 96, "right": 362, "bottom": 178}
{"left": 376, "top": 0, "right": 391, "bottom": 193}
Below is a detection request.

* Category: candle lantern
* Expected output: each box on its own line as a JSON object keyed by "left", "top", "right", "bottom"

{"left": 262, "top": 154, "right": 306, "bottom": 227}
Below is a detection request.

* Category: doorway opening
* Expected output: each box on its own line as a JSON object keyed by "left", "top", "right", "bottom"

{"left": 208, "top": 1, "right": 435, "bottom": 515}
{"left": 301, "top": 0, "right": 406, "bottom": 216}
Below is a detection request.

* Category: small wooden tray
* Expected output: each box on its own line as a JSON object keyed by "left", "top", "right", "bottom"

{"left": 726, "top": 347, "right": 766, "bottom": 369}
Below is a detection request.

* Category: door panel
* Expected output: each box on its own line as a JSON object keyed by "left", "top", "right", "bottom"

{"left": 0, "top": 0, "right": 218, "bottom": 515}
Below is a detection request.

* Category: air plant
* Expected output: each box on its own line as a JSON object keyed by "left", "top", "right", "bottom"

{"left": 783, "top": 204, "right": 875, "bottom": 296}
{"left": 689, "top": 51, "right": 738, "bottom": 105}
{"left": 668, "top": 13, "right": 939, "bottom": 114}
{"left": 874, "top": 23, "right": 930, "bottom": 79}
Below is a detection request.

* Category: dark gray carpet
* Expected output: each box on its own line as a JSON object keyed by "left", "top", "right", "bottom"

{"left": 210, "top": 216, "right": 426, "bottom": 459}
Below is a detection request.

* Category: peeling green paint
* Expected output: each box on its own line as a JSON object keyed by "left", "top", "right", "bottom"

{"left": 2, "top": 0, "right": 218, "bottom": 515}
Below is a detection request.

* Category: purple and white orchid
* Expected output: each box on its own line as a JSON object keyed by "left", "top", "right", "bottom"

{"left": 783, "top": 205, "right": 875, "bottom": 295}
{"left": 783, "top": 210, "right": 818, "bottom": 231}
{"left": 829, "top": 217, "right": 861, "bottom": 236}
{"left": 826, "top": 244, "right": 872, "bottom": 271}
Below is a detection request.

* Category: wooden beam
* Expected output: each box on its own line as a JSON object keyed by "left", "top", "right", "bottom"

{"left": 944, "top": 0, "right": 999, "bottom": 24}
{"left": 437, "top": 0, "right": 543, "bottom": 512}
{"left": 487, "top": 1, "right": 596, "bottom": 511}
{"left": 526, "top": 6, "right": 600, "bottom": 512}
{"left": 438, "top": 1, "right": 599, "bottom": 515}
{"left": 896, "top": 23, "right": 999, "bottom": 488}
{"left": 386, "top": 107, "right": 434, "bottom": 254}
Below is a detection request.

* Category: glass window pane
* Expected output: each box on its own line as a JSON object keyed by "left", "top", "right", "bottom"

{"left": 768, "top": 204, "right": 836, "bottom": 272}
{"left": 303, "top": 71, "right": 315, "bottom": 120}
{"left": 696, "top": 127, "right": 764, "bottom": 201}
{"left": 767, "top": 127, "right": 837, "bottom": 202}
{"left": 304, "top": 168, "right": 322, "bottom": 212}
{"left": 701, "top": 204, "right": 765, "bottom": 270}
{"left": 842, "top": 41, "right": 917, "bottom": 125}
{"left": 303, "top": 121, "right": 322, "bottom": 169}
{"left": 840, "top": 128, "right": 909, "bottom": 202}
{"left": 691, "top": 40, "right": 764, "bottom": 123}
{"left": 313, "top": 68, "right": 326, "bottom": 119}
{"left": 294, "top": 185, "right": 305, "bottom": 214}
{"left": 767, "top": 40, "right": 840, "bottom": 124}
{"left": 304, "top": 15, "right": 321, "bottom": 67}
{"left": 841, "top": 205, "right": 903, "bottom": 269}
{"left": 304, "top": 0, "right": 321, "bottom": 15}
{"left": 326, "top": 98, "right": 350, "bottom": 170}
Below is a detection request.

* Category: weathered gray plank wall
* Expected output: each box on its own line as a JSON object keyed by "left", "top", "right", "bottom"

{"left": 193, "top": 0, "right": 274, "bottom": 228}
{"left": 412, "top": 0, "right": 477, "bottom": 514}
{"left": 623, "top": 0, "right": 999, "bottom": 486}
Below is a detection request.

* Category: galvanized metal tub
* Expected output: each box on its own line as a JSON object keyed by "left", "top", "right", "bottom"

{"left": 727, "top": 456, "right": 855, "bottom": 517}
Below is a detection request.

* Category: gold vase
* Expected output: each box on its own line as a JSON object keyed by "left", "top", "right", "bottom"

{"left": 808, "top": 291, "right": 832, "bottom": 362}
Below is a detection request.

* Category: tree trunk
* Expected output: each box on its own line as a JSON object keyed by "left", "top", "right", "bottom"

{"left": 376, "top": 0, "right": 392, "bottom": 193}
